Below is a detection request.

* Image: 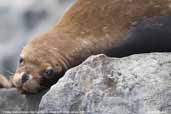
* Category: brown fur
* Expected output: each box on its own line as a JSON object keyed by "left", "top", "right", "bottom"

{"left": 0, "top": 74, "right": 12, "bottom": 88}
{"left": 12, "top": 0, "right": 171, "bottom": 93}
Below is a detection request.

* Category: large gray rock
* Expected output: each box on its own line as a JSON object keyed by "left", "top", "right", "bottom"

{"left": 0, "top": 88, "right": 47, "bottom": 113}
{"left": 39, "top": 53, "right": 171, "bottom": 114}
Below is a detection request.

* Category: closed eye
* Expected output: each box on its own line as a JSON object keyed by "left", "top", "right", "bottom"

{"left": 45, "top": 69, "right": 54, "bottom": 76}
{"left": 41, "top": 69, "right": 56, "bottom": 79}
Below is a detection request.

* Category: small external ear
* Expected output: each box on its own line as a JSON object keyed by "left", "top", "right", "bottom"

{"left": 19, "top": 57, "right": 24, "bottom": 65}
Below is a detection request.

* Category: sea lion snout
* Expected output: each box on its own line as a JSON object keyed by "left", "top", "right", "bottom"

{"left": 12, "top": 53, "right": 63, "bottom": 93}
{"left": 13, "top": 72, "right": 32, "bottom": 86}
{"left": 21, "top": 73, "right": 30, "bottom": 84}
{"left": 12, "top": 72, "right": 42, "bottom": 93}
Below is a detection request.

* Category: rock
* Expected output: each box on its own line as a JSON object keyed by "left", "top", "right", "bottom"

{"left": 39, "top": 53, "right": 171, "bottom": 114}
{"left": 0, "top": 88, "right": 47, "bottom": 113}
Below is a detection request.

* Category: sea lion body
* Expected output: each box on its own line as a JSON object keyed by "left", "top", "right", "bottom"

{"left": 107, "top": 16, "right": 171, "bottom": 57}
{"left": 12, "top": 0, "right": 171, "bottom": 93}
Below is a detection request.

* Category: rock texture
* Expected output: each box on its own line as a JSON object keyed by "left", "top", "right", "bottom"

{"left": 39, "top": 53, "right": 171, "bottom": 114}
{"left": 0, "top": 88, "right": 47, "bottom": 113}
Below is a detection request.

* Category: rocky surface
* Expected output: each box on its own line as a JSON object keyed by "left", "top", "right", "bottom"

{"left": 0, "top": 88, "right": 47, "bottom": 113}
{"left": 39, "top": 53, "right": 171, "bottom": 114}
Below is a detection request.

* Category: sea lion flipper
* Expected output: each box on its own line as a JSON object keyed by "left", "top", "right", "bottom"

{"left": 0, "top": 74, "right": 12, "bottom": 88}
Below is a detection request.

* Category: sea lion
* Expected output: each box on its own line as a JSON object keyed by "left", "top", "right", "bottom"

{"left": 0, "top": 74, "right": 12, "bottom": 88}
{"left": 12, "top": 0, "right": 171, "bottom": 93}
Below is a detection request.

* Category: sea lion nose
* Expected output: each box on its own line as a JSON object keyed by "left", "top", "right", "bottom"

{"left": 21, "top": 73, "right": 29, "bottom": 84}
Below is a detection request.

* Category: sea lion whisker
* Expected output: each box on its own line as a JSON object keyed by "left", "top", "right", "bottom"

{"left": 5, "top": 70, "right": 15, "bottom": 75}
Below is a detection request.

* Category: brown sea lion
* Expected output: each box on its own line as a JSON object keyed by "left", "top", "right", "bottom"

{"left": 12, "top": 0, "right": 171, "bottom": 93}
{"left": 0, "top": 74, "right": 12, "bottom": 88}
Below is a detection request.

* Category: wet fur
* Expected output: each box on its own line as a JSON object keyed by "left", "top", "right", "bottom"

{"left": 106, "top": 16, "right": 171, "bottom": 57}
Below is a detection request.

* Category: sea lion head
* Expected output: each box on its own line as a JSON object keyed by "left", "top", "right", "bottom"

{"left": 12, "top": 35, "right": 66, "bottom": 93}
